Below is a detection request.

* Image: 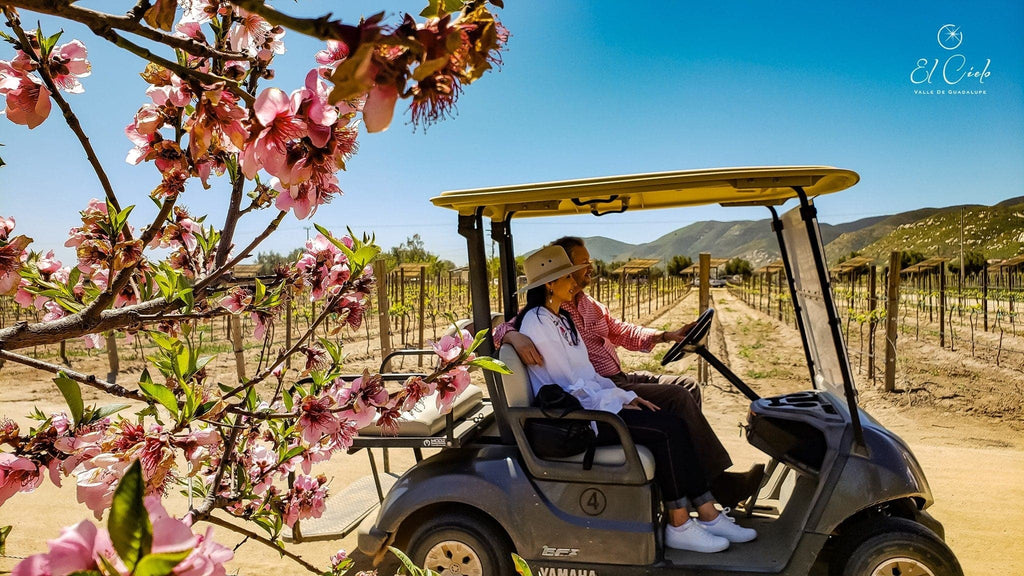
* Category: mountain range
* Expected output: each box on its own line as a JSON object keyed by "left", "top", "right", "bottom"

{"left": 578, "top": 196, "right": 1024, "bottom": 268}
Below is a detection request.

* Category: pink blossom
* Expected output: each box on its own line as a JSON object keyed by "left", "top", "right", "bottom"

{"left": 72, "top": 454, "right": 129, "bottom": 519}
{"left": 173, "top": 526, "right": 233, "bottom": 576}
{"left": 82, "top": 333, "right": 104, "bottom": 350}
{"left": 0, "top": 453, "right": 41, "bottom": 506}
{"left": 42, "top": 300, "right": 66, "bottom": 322}
{"left": 315, "top": 40, "right": 349, "bottom": 68}
{"left": 430, "top": 330, "right": 473, "bottom": 364}
{"left": 0, "top": 216, "right": 14, "bottom": 240}
{"left": 37, "top": 250, "right": 63, "bottom": 274}
{"left": 272, "top": 175, "right": 340, "bottom": 221}
{"left": 0, "top": 61, "right": 52, "bottom": 128}
{"left": 146, "top": 495, "right": 198, "bottom": 553}
{"left": 219, "top": 286, "right": 253, "bottom": 313}
{"left": 435, "top": 367, "right": 471, "bottom": 414}
{"left": 297, "top": 394, "right": 339, "bottom": 443}
{"left": 256, "top": 26, "right": 286, "bottom": 63}
{"left": 241, "top": 88, "right": 306, "bottom": 179}
{"left": 48, "top": 40, "right": 91, "bottom": 94}
{"left": 147, "top": 74, "right": 191, "bottom": 107}
{"left": 228, "top": 11, "right": 272, "bottom": 55}
{"left": 333, "top": 373, "right": 389, "bottom": 429}
{"left": 13, "top": 520, "right": 103, "bottom": 576}
{"left": 401, "top": 376, "right": 437, "bottom": 412}
{"left": 282, "top": 474, "right": 328, "bottom": 527}
{"left": 173, "top": 428, "right": 221, "bottom": 473}
{"left": 0, "top": 235, "right": 30, "bottom": 295}
{"left": 125, "top": 121, "right": 158, "bottom": 165}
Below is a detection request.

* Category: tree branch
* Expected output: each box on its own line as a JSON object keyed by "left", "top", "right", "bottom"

{"left": 5, "top": 0, "right": 257, "bottom": 64}
{"left": 194, "top": 210, "right": 286, "bottom": 294}
{"left": 228, "top": 0, "right": 348, "bottom": 42}
{"left": 201, "top": 514, "right": 322, "bottom": 574}
{"left": 0, "top": 349, "right": 151, "bottom": 403}
{"left": 2, "top": 7, "right": 122, "bottom": 214}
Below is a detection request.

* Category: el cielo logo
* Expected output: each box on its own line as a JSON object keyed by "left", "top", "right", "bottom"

{"left": 911, "top": 24, "right": 991, "bottom": 94}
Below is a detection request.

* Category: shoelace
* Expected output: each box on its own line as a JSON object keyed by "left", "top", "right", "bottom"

{"left": 719, "top": 507, "right": 737, "bottom": 523}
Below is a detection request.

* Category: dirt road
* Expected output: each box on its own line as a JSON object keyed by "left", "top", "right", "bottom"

{"left": 2, "top": 288, "right": 1022, "bottom": 574}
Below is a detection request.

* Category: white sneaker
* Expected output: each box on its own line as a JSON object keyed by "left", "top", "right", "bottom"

{"left": 664, "top": 519, "right": 730, "bottom": 553}
{"left": 699, "top": 510, "right": 757, "bottom": 543}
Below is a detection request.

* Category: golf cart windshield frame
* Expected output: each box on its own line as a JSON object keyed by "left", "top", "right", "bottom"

{"left": 448, "top": 168, "right": 865, "bottom": 446}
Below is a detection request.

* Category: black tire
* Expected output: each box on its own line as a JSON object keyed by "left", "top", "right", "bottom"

{"left": 406, "top": 511, "right": 515, "bottom": 576}
{"left": 830, "top": 517, "right": 963, "bottom": 576}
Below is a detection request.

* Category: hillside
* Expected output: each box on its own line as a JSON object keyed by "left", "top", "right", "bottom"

{"left": 580, "top": 196, "right": 1024, "bottom": 268}
{"left": 851, "top": 201, "right": 1024, "bottom": 262}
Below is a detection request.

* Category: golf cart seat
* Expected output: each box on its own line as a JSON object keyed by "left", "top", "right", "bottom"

{"left": 357, "top": 384, "right": 485, "bottom": 436}
{"left": 498, "top": 344, "right": 655, "bottom": 482}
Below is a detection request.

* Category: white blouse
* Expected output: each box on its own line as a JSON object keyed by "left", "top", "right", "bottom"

{"left": 518, "top": 307, "right": 637, "bottom": 414}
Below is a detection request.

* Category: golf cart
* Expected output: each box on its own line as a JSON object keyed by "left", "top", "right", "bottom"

{"left": 351, "top": 167, "right": 962, "bottom": 575}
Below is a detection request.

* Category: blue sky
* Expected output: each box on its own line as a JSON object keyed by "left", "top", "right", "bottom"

{"left": 1, "top": 1, "right": 1022, "bottom": 265}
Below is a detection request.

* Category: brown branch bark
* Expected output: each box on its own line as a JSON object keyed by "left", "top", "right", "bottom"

{"left": 194, "top": 210, "right": 286, "bottom": 294}
{"left": 0, "top": 349, "right": 151, "bottom": 403}
{"left": 228, "top": 0, "right": 351, "bottom": 42}
{"left": 6, "top": 0, "right": 256, "bottom": 63}
{"left": 200, "top": 514, "right": 322, "bottom": 574}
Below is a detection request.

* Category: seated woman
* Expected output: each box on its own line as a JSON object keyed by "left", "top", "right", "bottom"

{"left": 513, "top": 245, "right": 756, "bottom": 553}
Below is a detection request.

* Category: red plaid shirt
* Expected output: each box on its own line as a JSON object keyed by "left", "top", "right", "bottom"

{"left": 493, "top": 292, "right": 661, "bottom": 377}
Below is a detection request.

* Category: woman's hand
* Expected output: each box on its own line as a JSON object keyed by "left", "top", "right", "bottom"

{"left": 624, "top": 397, "right": 660, "bottom": 411}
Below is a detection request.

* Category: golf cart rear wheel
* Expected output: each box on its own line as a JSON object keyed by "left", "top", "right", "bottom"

{"left": 830, "top": 517, "right": 963, "bottom": 576}
{"left": 407, "top": 511, "right": 514, "bottom": 576}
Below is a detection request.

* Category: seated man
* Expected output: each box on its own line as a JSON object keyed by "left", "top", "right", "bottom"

{"left": 494, "top": 236, "right": 760, "bottom": 506}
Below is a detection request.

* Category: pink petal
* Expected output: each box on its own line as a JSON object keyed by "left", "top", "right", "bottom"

{"left": 362, "top": 85, "right": 398, "bottom": 133}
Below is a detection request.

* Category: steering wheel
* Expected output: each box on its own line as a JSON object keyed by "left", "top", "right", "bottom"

{"left": 660, "top": 308, "right": 715, "bottom": 365}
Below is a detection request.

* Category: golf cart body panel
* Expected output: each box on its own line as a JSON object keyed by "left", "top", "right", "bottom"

{"left": 353, "top": 166, "right": 958, "bottom": 575}
{"left": 362, "top": 444, "right": 659, "bottom": 566}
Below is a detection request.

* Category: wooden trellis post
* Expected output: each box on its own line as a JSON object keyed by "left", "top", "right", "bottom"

{"left": 939, "top": 261, "right": 946, "bottom": 348}
{"left": 885, "top": 252, "right": 901, "bottom": 392}
{"left": 868, "top": 266, "right": 877, "bottom": 382}
{"left": 418, "top": 266, "right": 426, "bottom": 366}
{"left": 698, "top": 253, "right": 710, "bottom": 384}
{"left": 376, "top": 261, "right": 393, "bottom": 372}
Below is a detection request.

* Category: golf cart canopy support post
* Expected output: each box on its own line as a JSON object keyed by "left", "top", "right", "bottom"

{"left": 458, "top": 210, "right": 513, "bottom": 444}
{"left": 491, "top": 215, "right": 518, "bottom": 320}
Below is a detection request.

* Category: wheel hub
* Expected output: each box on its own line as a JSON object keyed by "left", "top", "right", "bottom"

{"left": 423, "top": 540, "right": 483, "bottom": 576}
{"left": 871, "top": 557, "right": 937, "bottom": 576}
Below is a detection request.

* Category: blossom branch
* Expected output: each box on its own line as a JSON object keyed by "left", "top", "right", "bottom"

{"left": 228, "top": 0, "right": 351, "bottom": 42}
{"left": 7, "top": 0, "right": 257, "bottom": 64}
{"left": 81, "top": 22, "right": 256, "bottom": 106}
{"left": 201, "top": 514, "right": 322, "bottom": 574}
{"left": 1, "top": 8, "right": 122, "bottom": 214}
{"left": 222, "top": 288, "right": 348, "bottom": 399}
{"left": 0, "top": 348, "right": 150, "bottom": 403}
{"left": 194, "top": 210, "right": 287, "bottom": 295}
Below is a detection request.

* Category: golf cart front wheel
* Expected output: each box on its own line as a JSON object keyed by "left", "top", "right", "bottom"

{"left": 407, "top": 511, "right": 514, "bottom": 576}
{"left": 830, "top": 517, "right": 963, "bottom": 576}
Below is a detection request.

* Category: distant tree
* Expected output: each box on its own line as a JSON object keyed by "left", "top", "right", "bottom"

{"left": 666, "top": 255, "right": 693, "bottom": 276}
{"left": 835, "top": 251, "right": 860, "bottom": 265}
{"left": 949, "top": 251, "right": 987, "bottom": 276}
{"left": 255, "top": 248, "right": 304, "bottom": 274}
{"left": 725, "top": 257, "right": 753, "bottom": 278}
{"left": 900, "top": 250, "right": 927, "bottom": 270}
{"left": 382, "top": 234, "right": 454, "bottom": 274}
{"left": 592, "top": 259, "right": 611, "bottom": 279}
{"left": 649, "top": 266, "right": 665, "bottom": 281}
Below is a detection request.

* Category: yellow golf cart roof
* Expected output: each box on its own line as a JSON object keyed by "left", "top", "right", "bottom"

{"left": 431, "top": 166, "right": 859, "bottom": 220}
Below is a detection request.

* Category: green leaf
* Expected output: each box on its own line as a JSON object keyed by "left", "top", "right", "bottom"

{"left": 512, "top": 553, "right": 533, "bottom": 576}
{"left": 67, "top": 571, "right": 103, "bottom": 576}
{"left": 54, "top": 372, "right": 84, "bottom": 426}
{"left": 133, "top": 549, "right": 192, "bottom": 576}
{"left": 108, "top": 460, "right": 153, "bottom": 572}
{"left": 467, "top": 328, "right": 489, "bottom": 355}
{"left": 281, "top": 446, "right": 305, "bottom": 462}
{"left": 84, "top": 403, "right": 130, "bottom": 424}
{"left": 388, "top": 547, "right": 424, "bottom": 576}
{"left": 139, "top": 370, "right": 179, "bottom": 417}
{"left": 150, "top": 331, "right": 179, "bottom": 352}
{"left": 0, "top": 525, "right": 10, "bottom": 555}
{"left": 468, "top": 356, "right": 512, "bottom": 374}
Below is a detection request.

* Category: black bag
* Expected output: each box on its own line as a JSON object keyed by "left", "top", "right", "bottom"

{"left": 525, "top": 384, "right": 597, "bottom": 468}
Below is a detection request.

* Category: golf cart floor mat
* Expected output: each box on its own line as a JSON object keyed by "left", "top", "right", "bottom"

{"left": 282, "top": 472, "right": 400, "bottom": 542}
{"left": 663, "top": 467, "right": 817, "bottom": 571}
